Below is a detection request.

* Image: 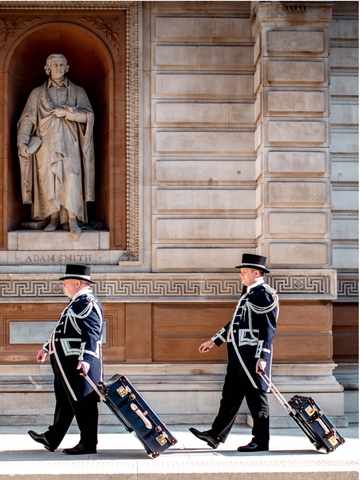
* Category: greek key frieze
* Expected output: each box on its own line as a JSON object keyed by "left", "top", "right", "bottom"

{"left": 337, "top": 277, "right": 359, "bottom": 300}
{"left": 268, "top": 275, "right": 331, "bottom": 294}
{"left": 0, "top": 272, "right": 341, "bottom": 302}
{"left": 95, "top": 279, "right": 242, "bottom": 298}
{"left": 0, "top": 280, "right": 62, "bottom": 297}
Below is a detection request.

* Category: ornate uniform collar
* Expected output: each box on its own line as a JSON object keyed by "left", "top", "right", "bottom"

{"left": 246, "top": 278, "right": 264, "bottom": 293}
{"left": 71, "top": 287, "right": 92, "bottom": 302}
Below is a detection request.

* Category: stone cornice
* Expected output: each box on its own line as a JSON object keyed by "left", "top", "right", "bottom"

{"left": 0, "top": 1, "right": 135, "bottom": 9}
{"left": 0, "top": 269, "right": 341, "bottom": 302}
{"left": 251, "top": 1, "right": 333, "bottom": 34}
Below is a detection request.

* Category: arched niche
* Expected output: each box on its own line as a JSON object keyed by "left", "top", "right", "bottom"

{"left": 5, "top": 21, "right": 126, "bottom": 250}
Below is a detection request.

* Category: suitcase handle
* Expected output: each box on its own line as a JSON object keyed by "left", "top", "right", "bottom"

{"left": 130, "top": 403, "right": 152, "bottom": 429}
{"left": 263, "top": 374, "right": 332, "bottom": 436}
{"left": 262, "top": 373, "right": 297, "bottom": 416}
{"left": 84, "top": 374, "right": 108, "bottom": 402}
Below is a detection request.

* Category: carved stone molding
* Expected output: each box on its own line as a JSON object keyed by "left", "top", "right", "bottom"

{"left": 0, "top": 16, "right": 40, "bottom": 50}
{"left": 0, "top": 270, "right": 338, "bottom": 302}
{"left": 0, "top": 1, "right": 136, "bottom": 9}
{"left": 268, "top": 270, "right": 336, "bottom": 300}
{"left": 123, "top": 2, "right": 139, "bottom": 261}
{"left": 337, "top": 275, "right": 359, "bottom": 302}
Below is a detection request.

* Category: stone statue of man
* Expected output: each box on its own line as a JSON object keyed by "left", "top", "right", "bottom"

{"left": 17, "top": 53, "right": 95, "bottom": 239}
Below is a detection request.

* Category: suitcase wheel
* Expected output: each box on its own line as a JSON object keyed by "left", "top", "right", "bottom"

{"left": 149, "top": 451, "right": 160, "bottom": 459}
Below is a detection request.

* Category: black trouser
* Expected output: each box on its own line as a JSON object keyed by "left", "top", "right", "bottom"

{"left": 45, "top": 356, "right": 99, "bottom": 450}
{"left": 209, "top": 350, "right": 270, "bottom": 447}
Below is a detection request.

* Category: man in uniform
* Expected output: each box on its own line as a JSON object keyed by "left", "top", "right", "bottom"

{"left": 28, "top": 264, "right": 103, "bottom": 455}
{"left": 190, "top": 254, "right": 279, "bottom": 452}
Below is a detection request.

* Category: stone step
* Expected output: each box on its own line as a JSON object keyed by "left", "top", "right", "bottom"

{"left": 0, "top": 363, "right": 351, "bottom": 427}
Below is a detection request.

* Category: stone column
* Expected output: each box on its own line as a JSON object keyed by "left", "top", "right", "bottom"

{"left": 251, "top": 2, "right": 346, "bottom": 426}
{"left": 252, "top": 1, "right": 333, "bottom": 268}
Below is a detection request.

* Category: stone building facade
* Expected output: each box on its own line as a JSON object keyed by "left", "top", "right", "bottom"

{"left": 0, "top": 1, "right": 357, "bottom": 427}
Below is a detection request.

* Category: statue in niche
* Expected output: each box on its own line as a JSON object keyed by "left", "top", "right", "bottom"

{"left": 17, "top": 53, "right": 95, "bottom": 240}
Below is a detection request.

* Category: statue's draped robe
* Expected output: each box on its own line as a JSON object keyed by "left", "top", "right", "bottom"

{"left": 18, "top": 78, "right": 95, "bottom": 224}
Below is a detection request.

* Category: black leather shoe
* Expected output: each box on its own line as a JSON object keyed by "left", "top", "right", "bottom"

{"left": 189, "top": 427, "right": 220, "bottom": 449}
{"left": 28, "top": 430, "right": 55, "bottom": 451}
{"left": 237, "top": 441, "right": 269, "bottom": 452}
{"left": 63, "top": 443, "right": 97, "bottom": 455}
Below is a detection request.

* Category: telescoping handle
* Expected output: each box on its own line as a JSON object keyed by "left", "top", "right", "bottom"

{"left": 84, "top": 374, "right": 107, "bottom": 402}
{"left": 262, "top": 373, "right": 297, "bottom": 416}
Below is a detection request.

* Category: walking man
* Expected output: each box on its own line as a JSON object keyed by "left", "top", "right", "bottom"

{"left": 28, "top": 264, "right": 103, "bottom": 455}
{"left": 190, "top": 254, "right": 279, "bottom": 452}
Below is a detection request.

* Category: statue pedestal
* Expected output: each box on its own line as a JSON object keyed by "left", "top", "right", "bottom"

{"left": 8, "top": 230, "right": 110, "bottom": 251}
{"left": 5, "top": 230, "right": 120, "bottom": 267}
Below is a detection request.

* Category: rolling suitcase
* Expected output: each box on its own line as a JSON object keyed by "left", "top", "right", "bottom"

{"left": 85, "top": 373, "right": 178, "bottom": 458}
{"left": 262, "top": 373, "right": 345, "bottom": 453}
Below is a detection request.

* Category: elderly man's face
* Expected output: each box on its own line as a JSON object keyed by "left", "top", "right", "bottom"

{"left": 62, "top": 279, "right": 80, "bottom": 298}
{"left": 48, "top": 56, "right": 67, "bottom": 82}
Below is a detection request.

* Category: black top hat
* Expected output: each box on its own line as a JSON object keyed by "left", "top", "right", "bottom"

{"left": 59, "top": 264, "right": 95, "bottom": 283}
{"left": 235, "top": 254, "right": 270, "bottom": 273}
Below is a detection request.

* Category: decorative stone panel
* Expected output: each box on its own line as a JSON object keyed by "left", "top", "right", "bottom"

{"left": 154, "top": 159, "right": 255, "bottom": 184}
{"left": 267, "top": 211, "right": 329, "bottom": 238}
{"left": 266, "top": 30, "right": 326, "bottom": 55}
{"left": 266, "top": 120, "right": 327, "bottom": 145}
{"left": 154, "top": 103, "right": 254, "bottom": 127}
{"left": 155, "top": 45, "right": 254, "bottom": 70}
{"left": 154, "top": 16, "right": 252, "bottom": 42}
{"left": 153, "top": 217, "right": 256, "bottom": 243}
{"left": 154, "top": 73, "right": 254, "bottom": 98}
{"left": 265, "top": 60, "right": 327, "bottom": 86}
{"left": 267, "top": 181, "right": 329, "bottom": 206}
{"left": 269, "top": 242, "right": 330, "bottom": 268}
{"left": 154, "top": 189, "right": 256, "bottom": 213}
{"left": 266, "top": 91, "right": 328, "bottom": 116}
{"left": 154, "top": 131, "right": 254, "bottom": 156}
{"left": 267, "top": 151, "right": 327, "bottom": 176}
{"left": 0, "top": 270, "right": 337, "bottom": 302}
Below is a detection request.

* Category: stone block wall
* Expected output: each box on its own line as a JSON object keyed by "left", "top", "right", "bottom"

{"left": 330, "top": 2, "right": 359, "bottom": 274}
{"left": 329, "top": 1, "right": 359, "bottom": 421}
{"left": 149, "top": 1, "right": 257, "bottom": 271}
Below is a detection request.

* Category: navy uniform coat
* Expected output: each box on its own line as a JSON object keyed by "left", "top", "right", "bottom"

{"left": 43, "top": 287, "right": 103, "bottom": 401}
{"left": 212, "top": 281, "right": 278, "bottom": 391}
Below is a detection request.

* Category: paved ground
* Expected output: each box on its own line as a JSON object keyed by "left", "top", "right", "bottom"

{"left": 0, "top": 423, "right": 358, "bottom": 479}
